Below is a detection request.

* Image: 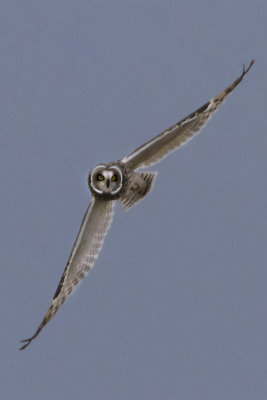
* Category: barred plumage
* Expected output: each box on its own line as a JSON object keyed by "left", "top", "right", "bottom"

{"left": 20, "top": 60, "right": 254, "bottom": 350}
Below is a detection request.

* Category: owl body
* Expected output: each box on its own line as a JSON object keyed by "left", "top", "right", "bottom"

{"left": 88, "top": 160, "right": 157, "bottom": 208}
{"left": 20, "top": 61, "right": 254, "bottom": 350}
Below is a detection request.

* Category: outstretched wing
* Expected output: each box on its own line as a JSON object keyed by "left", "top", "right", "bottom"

{"left": 122, "top": 60, "right": 254, "bottom": 170}
{"left": 20, "top": 197, "right": 114, "bottom": 350}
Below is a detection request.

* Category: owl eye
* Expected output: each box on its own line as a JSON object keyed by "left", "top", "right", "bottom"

{"left": 111, "top": 174, "right": 117, "bottom": 181}
{"left": 97, "top": 174, "right": 104, "bottom": 181}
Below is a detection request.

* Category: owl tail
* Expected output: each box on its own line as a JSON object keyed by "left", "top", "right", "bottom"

{"left": 119, "top": 171, "right": 157, "bottom": 210}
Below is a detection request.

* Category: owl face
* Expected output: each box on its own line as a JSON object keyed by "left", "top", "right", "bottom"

{"left": 88, "top": 164, "right": 123, "bottom": 197}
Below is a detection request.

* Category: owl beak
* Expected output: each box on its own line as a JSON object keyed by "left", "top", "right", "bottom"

{"left": 106, "top": 179, "right": 110, "bottom": 188}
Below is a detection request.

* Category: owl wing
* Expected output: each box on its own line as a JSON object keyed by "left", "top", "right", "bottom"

{"left": 122, "top": 60, "right": 254, "bottom": 170}
{"left": 20, "top": 197, "right": 114, "bottom": 350}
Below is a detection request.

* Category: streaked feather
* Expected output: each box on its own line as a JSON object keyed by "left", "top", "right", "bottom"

{"left": 122, "top": 60, "right": 254, "bottom": 170}
{"left": 20, "top": 198, "right": 114, "bottom": 350}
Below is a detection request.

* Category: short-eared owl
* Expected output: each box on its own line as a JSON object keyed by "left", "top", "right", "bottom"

{"left": 20, "top": 60, "right": 254, "bottom": 350}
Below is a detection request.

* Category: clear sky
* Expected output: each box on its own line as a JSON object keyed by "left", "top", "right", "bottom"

{"left": 1, "top": 1, "right": 266, "bottom": 399}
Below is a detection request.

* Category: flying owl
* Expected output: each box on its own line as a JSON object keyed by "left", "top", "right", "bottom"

{"left": 20, "top": 60, "right": 254, "bottom": 350}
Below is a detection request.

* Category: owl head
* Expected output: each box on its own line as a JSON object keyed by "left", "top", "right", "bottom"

{"left": 88, "top": 164, "right": 123, "bottom": 198}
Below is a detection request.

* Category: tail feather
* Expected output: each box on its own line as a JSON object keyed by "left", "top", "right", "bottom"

{"left": 119, "top": 171, "right": 157, "bottom": 210}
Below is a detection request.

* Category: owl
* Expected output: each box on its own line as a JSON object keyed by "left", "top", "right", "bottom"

{"left": 20, "top": 60, "right": 254, "bottom": 350}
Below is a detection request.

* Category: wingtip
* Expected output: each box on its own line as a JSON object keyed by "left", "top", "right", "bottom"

{"left": 19, "top": 338, "right": 33, "bottom": 351}
{"left": 242, "top": 59, "right": 255, "bottom": 76}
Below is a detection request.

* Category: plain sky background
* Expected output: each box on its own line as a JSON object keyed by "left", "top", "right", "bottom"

{"left": 0, "top": 1, "right": 266, "bottom": 399}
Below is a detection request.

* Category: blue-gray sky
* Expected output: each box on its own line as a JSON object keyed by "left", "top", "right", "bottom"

{"left": 1, "top": 1, "right": 266, "bottom": 399}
